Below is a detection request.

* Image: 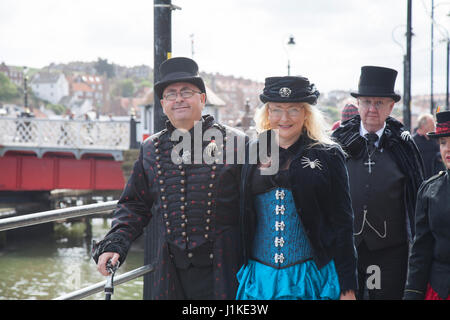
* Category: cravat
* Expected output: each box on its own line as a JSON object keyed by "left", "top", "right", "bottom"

{"left": 365, "top": 133, "right": 379, "bottom": 154}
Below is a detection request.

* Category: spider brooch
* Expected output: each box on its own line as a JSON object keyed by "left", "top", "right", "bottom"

{"left": 301, "top": 156, "right": 323, "bottom": 170}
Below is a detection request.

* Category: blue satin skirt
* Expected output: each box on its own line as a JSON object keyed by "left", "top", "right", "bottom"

{"left": 236, "top": 259, "right": 340, "bottom": 300}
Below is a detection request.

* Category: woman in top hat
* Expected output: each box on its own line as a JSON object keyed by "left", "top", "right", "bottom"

{"left": 404, "top": 110, "right": 450, "bottom": 300}
{"left": 237, "top": 76, "right": 357, "bottom": 300}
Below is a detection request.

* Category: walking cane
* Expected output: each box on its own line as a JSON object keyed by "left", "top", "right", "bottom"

{"left": 104, "top": 259, "right": 120, "bottom": 300}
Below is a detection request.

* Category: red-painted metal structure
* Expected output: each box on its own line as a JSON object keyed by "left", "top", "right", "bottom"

{"left": 0, "top": 153, "right": 125, "bottom": 191}
{"left": 0, "top": 117, "right": 132, "bottom": 192}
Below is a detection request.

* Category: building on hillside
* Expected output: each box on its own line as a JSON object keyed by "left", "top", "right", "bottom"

{"left": 0, "top": 62, "right": 24, "bottom": 87}
{"left": 68, "top": 74, "right": 110, "bottom": 113}
{"left": 127, "top": 65, "right": 151, "bottom": 79}
{"left": 204, "top": 73, "right": 263, "bottom": 126}
{"left": 30, "top": 72, "right": 69, "bottom": 105}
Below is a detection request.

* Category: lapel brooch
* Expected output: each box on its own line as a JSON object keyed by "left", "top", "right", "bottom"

{"left": 301, "top": 156, "right": 323, "bottom": 170}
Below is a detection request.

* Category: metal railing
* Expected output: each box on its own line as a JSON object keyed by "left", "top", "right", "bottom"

{"left": 53, "top": 264, "right": 154, "bottom": 300}
{"left": 0, "top": 200, "right": 117, "bottom": 232}
{"left": 0, "top": 117, "right": 130, "bottom": 150}
{"left": 0, "top": 201, "right": 154, "bottom": 300}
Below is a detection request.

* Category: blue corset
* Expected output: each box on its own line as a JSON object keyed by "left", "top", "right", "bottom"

{"left": 252, "top": 188, "right": 313, "bottom": 268}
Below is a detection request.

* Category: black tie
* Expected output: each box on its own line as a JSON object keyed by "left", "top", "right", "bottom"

{"left": 365, "top": 133, "right": 379, "bottom": 153}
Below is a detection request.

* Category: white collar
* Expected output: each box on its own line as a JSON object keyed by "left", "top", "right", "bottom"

{"left": 359, "top": 122, "right": 386, "bottom": 147}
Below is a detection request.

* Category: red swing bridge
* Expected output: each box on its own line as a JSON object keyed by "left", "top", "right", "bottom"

{"left": 0, "top": 116, "right": 133, "bottom": 192}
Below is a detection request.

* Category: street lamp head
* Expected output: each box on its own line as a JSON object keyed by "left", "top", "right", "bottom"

{"left": 287, "top": 35, "right": 296, "bottom": 47}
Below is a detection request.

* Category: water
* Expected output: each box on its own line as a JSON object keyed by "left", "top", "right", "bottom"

{"left": 0, "top": 218, "right": 144, "bottom": 300}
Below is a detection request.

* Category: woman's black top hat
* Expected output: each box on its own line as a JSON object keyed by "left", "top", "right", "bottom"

{"left": 259, "top": 76, "right": 320, "bottom": 104}
{"left": 350, "top": 66, "right": 401, "bottom": 102}
{"left": 154, "top": 57, "right": 206, "bottom": 100}
{"left": 427, "top": 111, "right": 450, "bottom": 138}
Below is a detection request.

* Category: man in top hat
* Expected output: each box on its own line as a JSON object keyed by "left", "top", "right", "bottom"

{"left": 92, "top": 57, "right": 247, "bottom": 299}
{"left": 332, "top": 66, "right": 424, "bottom": 300}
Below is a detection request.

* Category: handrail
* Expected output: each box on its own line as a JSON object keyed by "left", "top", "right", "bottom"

{"left": 0, "top": 200, "right": 118, "bottom": 232}
{"left": 0, "top": 200, "right": 154, "bottom": 300}
{"left": 53, "top": 264, "right": 154, "bottom": 300}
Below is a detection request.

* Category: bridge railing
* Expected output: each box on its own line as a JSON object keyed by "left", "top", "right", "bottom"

{"left": 0, "top": 201, "right": 117, "bottom": 232}
{"left": 0, "top": 117, "right": 130, "bottom": 151}
{"left": 0, "top": 201, "right": 154, "bottom": 300}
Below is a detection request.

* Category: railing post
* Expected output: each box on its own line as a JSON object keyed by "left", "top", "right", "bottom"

{"left": 129, "top": 116, "right": 139, "bottom": 149}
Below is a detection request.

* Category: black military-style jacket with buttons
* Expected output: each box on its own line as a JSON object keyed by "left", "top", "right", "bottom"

{"left": 92, "top": 115, "right": 247, "bottom": 299}
{"left": 404, "top": 169, "right": 450, "bottom": 300}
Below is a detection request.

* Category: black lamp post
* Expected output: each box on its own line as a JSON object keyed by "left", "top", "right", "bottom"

{"left": 431, "top": 0, "right": 435, "bottom": 114}
{"left": 430, "top": 1, "right": 450, "bottom": 111}
{"left": 443, "top": 8, "right": 450, "bottom": 110}
{"left": 23, "top": 66, "right": 28, "bottom": 110}
{"left": 286, "top": 35, "right": 296, "bottom": 76}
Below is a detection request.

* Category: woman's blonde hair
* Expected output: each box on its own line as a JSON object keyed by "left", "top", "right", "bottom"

{"left": 254, "top": 102, "right": 337, "bottom": 147}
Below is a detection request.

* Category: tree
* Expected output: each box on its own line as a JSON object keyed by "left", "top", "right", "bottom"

{"left": 121, "top": 79, "right": 135, "bottom": 97}
{"left": 138, "top": 79, "right": 152, "bottom": 90}
{"left": 94, "top": 57, "right": 115, "bottom": 78}
{"left": 0, "top": 72, "right": 19, "bottom": 102}
{"left": 46, "top": 103, "right": 67, "bottom": 115}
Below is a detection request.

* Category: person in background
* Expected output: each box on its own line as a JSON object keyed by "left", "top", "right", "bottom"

{"left": 404, "top": 110, "right": 450, "bottom": 300}
{"left": 332, "top": 66, "right": 424, "bottom": 300}
{"left": 331, "top": 103, "right": 359, "bottom": 131}
{"left": 237, "top": 76, "right": 357, "bottom": 300}
{"left": 413, "top": 113, "right": 445, "bottom": 179}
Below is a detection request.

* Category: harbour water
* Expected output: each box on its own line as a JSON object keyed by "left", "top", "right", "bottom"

{"left": 0, "top": 218, "right": 144, "bottom": 300}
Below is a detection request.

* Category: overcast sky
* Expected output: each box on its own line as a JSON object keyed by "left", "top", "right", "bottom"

{"left": 1, "top": 0, "right": 449, "bottom": 96}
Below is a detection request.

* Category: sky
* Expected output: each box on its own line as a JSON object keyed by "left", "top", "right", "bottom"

{"left": 1, "top": 0, "right": 449, "bottom": 96}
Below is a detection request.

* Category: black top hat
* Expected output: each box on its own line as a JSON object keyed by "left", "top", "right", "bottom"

{"left": 427, "top": 111, "right": 450, "bottom": 138}
{"left": 259, "top": 76, "right": 320, "bottom": 104}
{"left": 351, "top": 66, "right": 401, "bottom": 102}
{"left": 154, "top": 57, "right": 206, "bottom": 100}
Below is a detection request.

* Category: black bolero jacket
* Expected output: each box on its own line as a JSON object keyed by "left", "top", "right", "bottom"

{"left": 240, "top": 131, "right": 358, "bottom": 292}
{"left": 404, "top": 169, "right": 450, "bottom": 300}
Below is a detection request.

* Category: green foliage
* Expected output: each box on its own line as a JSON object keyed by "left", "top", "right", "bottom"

{"left": 0, "top": 73, "right": 20, "bottom": 102}
{"left": 120, "top": 79, "right": 135, "bottom": 97}
{"left": 138, "top": 80, "right": 152, "bottom": 89}
{"left": 94, "top": 57, "right": 115, "bottom": 78}
{"left": 46, "top": 103, "right": 67, "bottom": 115}
{"left": 319, "top": 105, "right": 340, "bottom": 124}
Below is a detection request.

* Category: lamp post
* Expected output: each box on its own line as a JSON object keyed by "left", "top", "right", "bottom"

{"left": 405, "top": 0, "right": 412, "bottom": 131}
{"left": 429, "top": 1, "right": 450, "bottom": 113}
{"left": 447, "top": 38, "right": 449, "bottom": 110}
{"left": 285, "top": 35, "right": 296, "bottom": 76}
{"left": 391, "top": 18, "right": 412, "bottom": 131}
{"left": 431, "top": 0, "right": 435, "bottom": 114}
{"left": 430, "top": 1, "right": 450, "bottom": 111}
{"left": 23, "top": 66, "right": 28, "bottom": 110}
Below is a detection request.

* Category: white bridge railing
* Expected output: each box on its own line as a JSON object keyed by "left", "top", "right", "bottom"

{"left": 0, "top": 117, "right": 130, "bottom": 151}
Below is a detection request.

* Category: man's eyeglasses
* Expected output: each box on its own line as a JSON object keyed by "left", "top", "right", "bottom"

{"left": 358, "top": 98, "right": 391, "bottom": 109}
{"left": 268, "top": 107, "right": 302, "bottom": 118}
{"left": 163, "top": 89, "right": 202, "bottom": 101}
